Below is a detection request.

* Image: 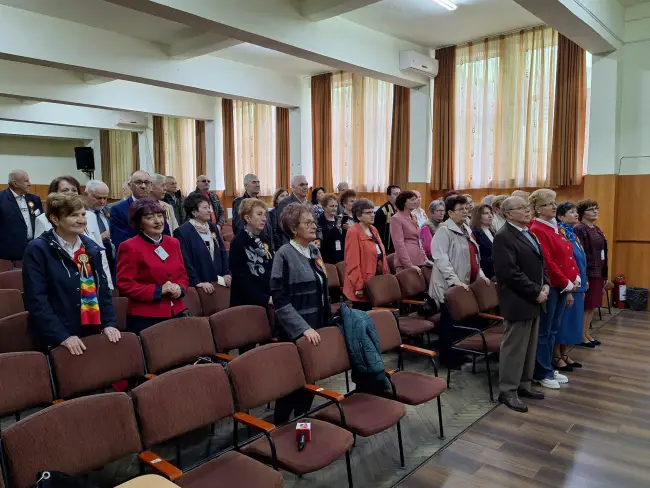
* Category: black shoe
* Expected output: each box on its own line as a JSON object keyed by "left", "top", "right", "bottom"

{"left": 517, "top": 389, "right": 545, "bottom": 400}
{"left": 553, "top": 361, "right": 573, "bottom": 372}
{"left": 498, "top": 394, "right": 528, "bottom": 413}
{"left": 590, "top": 339, "right": 602, "bottom": 346}
{"left": 579, "top": 342, "right": 596, "bottom": 348}
{"left": 567, "top": 361, "right": 583, "bottom": 368}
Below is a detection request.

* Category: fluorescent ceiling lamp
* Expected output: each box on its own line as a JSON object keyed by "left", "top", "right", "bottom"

{"left": 432, "top": 0, "right": 458, "bottom": 10}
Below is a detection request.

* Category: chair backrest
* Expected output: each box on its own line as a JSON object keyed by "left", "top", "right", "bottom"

{"left": 335, "top": 261, "right": 346, "bottom": 285}
{"left": 12, "top": 261, "right": 23, "bottom": 270}
{"left": 131, "top": 364, "right": 234, "bottom": 449}
{"left": 228, "top": 343, "right": 306, "bottom": 411}
{"left": 50, "top": 333, "right": 145, "bottom": 399}
{"left": 421, "top": 266, "right": 432, "bottom": 286}
{"left": 222, "top": 232, "right": 234, "bottom": 242}
{"left": 112, "top": 296, "right": 128, "bottom": 331}
{"left": 396, "top": 268, "right": 426, "bottom": 299}
{"left": 387, "top": 254, "right": 396, "bottom": 274}
{"left": 209, "top": 305, "right": 271, "bottom": 352}
{"left": 140, "top": 317, "right": 215, "bottom": 374}
{"left": 184, "top": 287, "right": 203, "bottom": 317}
{"left": 470, "top": 279, "right": 499, "bottom": 312}
{"left": 0, "top": 270, "right": 23, "bottom": 293}
{"left": 1, "top": 393, "right": 141, "bottom": 488}
{"left": 0, "top": 259, "right": 13, "bottom": 273}
{"left": 0, "top": 290, "right": 24, "bottom": 320}
{"left": 366, "top": 274, "right": 402, "bottom": 307}
{"left": 0, "top": 313, "right": 34, "bottom": 354}
{"left": 325, "top": 263, "right": 341, "bottom": 289}
{"left": 367, "top": 310, "right": 402, "bottom": 353}
{"left": 0, "top": 352, "right": 53, "bottom": 418}
{"left": 445, "top": 286, "right": 479, "bottom": 321}
{"left": 296, "top": 327, "right": 350, "bottom": 383}
{"left": 197, "top": 284, "right": 230, "bottom": 317}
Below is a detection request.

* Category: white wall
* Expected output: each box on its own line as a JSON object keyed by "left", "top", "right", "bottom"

{"left": 408, "top": 84, "right": 432, "bottom": 183}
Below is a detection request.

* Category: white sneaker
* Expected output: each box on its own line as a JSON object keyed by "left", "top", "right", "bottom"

{"left": 554, "top": 371, "right": 569, "bottom": 384}
{"left": 535, "top": 378, "right": 560, "bottom": 389}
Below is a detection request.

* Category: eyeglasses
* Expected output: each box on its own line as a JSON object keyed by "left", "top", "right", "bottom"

{"left": 199, "top": 179, "right": 211, "bottom": 184}
{"left": 361, "top": 210, "right": 374, "bottom": 216}
{"left": 301, "top": 219, "right": 317, "bottom": 227}
{"left": 507, "top": 205, "right": 529, "bottom": 212}
{"left": 132, "top": 180, "right": 151, "bottom": 186}
{"left": 539, "top": 202, "right": 557, "bottom": 208}
{"left": 585, "top": 206, "right": 599, "bottom": 212}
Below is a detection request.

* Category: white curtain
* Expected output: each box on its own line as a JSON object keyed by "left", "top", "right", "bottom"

{"left": 106, "top": 130, "right": 135, "bottom": 200}
{"left": 331, "top": 71, "right": 393, "bottom": 192}
{"left": 454, "top": 27, "right": 558, "bottom": 189}
{"left": 233, "top": 100, "right": 276, "bottom": 196}
{"left": 162, "top": 117, "right": 197, "bottom": 195}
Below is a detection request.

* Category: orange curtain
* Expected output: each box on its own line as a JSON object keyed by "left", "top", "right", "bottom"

{"left": 311, "top": 73, "right": 333, "bottom": 190}
{"left": 131, "top": 132, "right": 140, "bottom": 169}
{"left": 222, "top": 98, "right": 236, "bottom": 197}
{"left": 153, "top": 115, "right": 165, "bottom": 175}
{"left": 389, "top": 85, "right": 410, "bottom": 189}
{"left": 100, "top": 129, "right": 111, "bottom": 186}
{"left": 195, "top": 120, "right": 207, "bottom": 177}
{"left": 276, "top": 107, "right": 291, "bottom": 190}
{"left": 431, "top": 46, "right": 456, "bottom": 191}
{"left": 550, "top": 34, "right": 586, "bottom": 187}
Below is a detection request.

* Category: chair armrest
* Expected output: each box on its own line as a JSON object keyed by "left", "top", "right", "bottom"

{"left": 233, "top": 412, "right": 276, "bottom": 434}
{"left": 305, "top": 383, "right": 345, "bottom": 402}
{"left": 214, "top": 353, "right": 234, "bottom": 362}
{"left": 400, "top": 344, "right": 437, "bottom": 358}
{"left": 144, "top": 374, "right": 157, "bottom": 381}
{"left": 478, "top": 312, "right": 504, "bottom": 321}
{"left": 402, "top": 299, "right": 425, "bottom": 306}
{"left": 52, "top": 399, "right": 65, "bottom": 405}
{"left": 138, "top": 451, "right": 183, "bottom": 481}
{"left": 385, "top": 369, "right": 397, "bottom": 376}
{"left": 372, "top": 307, "right": 399, "bottom": 312}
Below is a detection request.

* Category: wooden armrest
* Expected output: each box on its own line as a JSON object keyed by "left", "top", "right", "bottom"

{"left": 478, "top": 313, "right": 504, "bottom": 321}
{"left": 138, "top": 451, "right": 183, "bottom": 481}
{"left": 144, "top": 374, "right": 157, "bottom": 381}
{"left": 52, "top": 399, "right": 65, "bottom": 405}
{"left": 214, "top": 353, "right": 234, "bottom": 362}
{"left": 385, "top": 369, "right": 397, "bottom": 376}
{"left": 305, "top": 383, "right": 345, "bottom": 402}
{"left": 402, "top": 299, "right": 425, "bottom": 306}
{"left": 372, "top": 307, "right": 399, "bottom": 312}
{"left": 400, "top": 344, "right": 437, "bottom": 358}
{"left": 233, "top": 412, "right": 276, "bottom": 434}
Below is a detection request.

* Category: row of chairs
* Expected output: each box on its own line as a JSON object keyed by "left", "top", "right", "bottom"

{"left": 0, "top": 310, "right": 446, "bottom": 488}
{"left": 0, "top": 260, "right": 21, "bottom": 274}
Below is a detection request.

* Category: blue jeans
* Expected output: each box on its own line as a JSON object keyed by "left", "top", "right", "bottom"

{"left": 534, "top": 288, "right": 567, "bottom": 381}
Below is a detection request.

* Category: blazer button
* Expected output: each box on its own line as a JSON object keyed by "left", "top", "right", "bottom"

{"left": 77, "top": 288, "right": 80, "bottom": 291}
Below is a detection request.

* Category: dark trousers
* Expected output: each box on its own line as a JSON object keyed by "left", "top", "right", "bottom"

{"left": 127, "top": 310, "right": 187, "bottom": 335}
{"left": 273, "top": 389, "right": 315, "bottom": 425}
{"left": 437, "top": 303, "right": 470, "bottom": 366}
{"left": 351, "top": 301, "right": 372, "bottom": 312}
{"left": 534, "top": 289, "right": 567, "bottom": 381}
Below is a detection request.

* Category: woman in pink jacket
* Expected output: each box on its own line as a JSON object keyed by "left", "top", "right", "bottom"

{"left": 390, "top": 190, "right": 431, "bottom": 272}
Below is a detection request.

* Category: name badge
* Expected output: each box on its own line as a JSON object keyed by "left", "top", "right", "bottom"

{"left": 601, "top": 250, "right": 605, "bottom": 260}
{"left": 375, "top": 243, "right": 382, "bottom": 255}
{"left": 335, "top": 240, "right": 342, "bottom": 251}
{"left": 34, "top": 209, "right": 41, "bottom": 216}
{"left": 217, "top": 276, "right": 227, "bottom": 287}
{"left": 154, "top": 246, "right": 169, "bottom": 262}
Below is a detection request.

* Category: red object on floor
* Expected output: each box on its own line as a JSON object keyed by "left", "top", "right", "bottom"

{"left": 614, "top": 274, "right": 627, "bottom": 309}
{"left": 112, "top": 380, "right": 129, "bottom": 392}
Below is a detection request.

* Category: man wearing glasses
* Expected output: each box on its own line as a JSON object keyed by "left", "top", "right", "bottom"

{"left": 109, "top": 170, "right": 154, "bottom": 250}
{"left": 188, "top": 175, "right": 225, "bottom": 228}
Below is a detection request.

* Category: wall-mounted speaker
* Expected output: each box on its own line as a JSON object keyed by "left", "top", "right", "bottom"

{"left": 74, "top": 146, "right": 95, "bottom": 171}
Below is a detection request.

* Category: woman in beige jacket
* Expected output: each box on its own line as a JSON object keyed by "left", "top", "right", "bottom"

{"left": 429, "top": 195, "right": 489, "bottom": 368}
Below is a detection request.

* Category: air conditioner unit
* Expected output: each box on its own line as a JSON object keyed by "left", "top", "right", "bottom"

{"left": 117, "top": 115, "right": 148, "bottom": 129}
{"left": 399, "top": 51, "right": 439, "bottom": 78}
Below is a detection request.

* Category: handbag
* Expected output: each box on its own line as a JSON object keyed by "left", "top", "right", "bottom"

{"left": 30, "top": 471, "right": 99, "bottom": 488}
{"left": 417, "top": 292, "right": 439, "bottom": 318}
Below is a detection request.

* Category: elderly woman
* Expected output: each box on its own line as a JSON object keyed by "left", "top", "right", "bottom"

{"left": 271, "top": 202, "right": 329, "bottom": 423}
{"left": 339, "top": 189, "right": 357, "bottom": 230}
{"left": 555, "top": 202, "right": 587, "bottom": 371}
{"left": 574, "top": 199, "right": 609, "bottom": 348}
{"left": 229, "top": 198, "right": 274, "bottom": 308}
{"left": 116, "top": 198, "right": 189, "bottom": 334}
{"left": 430, "top": 194, "right": 488, "bottom": 368}
{"left": 470, "top": 204, "right": 495, "bottom": 279}
{"left": 412, "top": 190, "right": 428, "bottom": 227}
{"left": 390, "top": 190, "right": 429, "bottom": 273}
{"left": 420, "top": 200, "right": 445, "bottom": 260}
{"left": 23, "top": 193, "right": 119, "bottom": 355}
{"left": 344, "top": 198, "right": 389, "bottom": 309}
{"left": 174, "top": 192, "right": 230, "bottom": 294}
{"left": 529, "top": 189, "right": 579, "bottom": 389}
{"left": 462, "top": 194, "right": 475, "bottom": 226}
{"left": 490, "top": 194, "right": 508, "bottom": 231}
{"left": 311, "top": 186, "right": 326, "bottom": 219}
{"left": 318, "top": 193, "right": 346, "bottom": 264}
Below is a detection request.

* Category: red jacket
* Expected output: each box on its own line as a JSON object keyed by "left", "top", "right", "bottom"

{"left": 529, "top": 220, "right": 579, "bottom": 289}
{"left": 344, "top": 223, "right": 389, "bottom": 302}
{"left": 117, "top": 234, "right": 189, "bottom": 318}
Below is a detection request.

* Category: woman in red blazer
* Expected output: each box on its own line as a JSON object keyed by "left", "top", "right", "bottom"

{"left": 529, "top": 189, "right": 580, "bottom": 390}
{"left": 116, "top": 198, "right": 189, "bottom": 334}
{"left": 343, "top": 198, "right": 389, "bottom": 309}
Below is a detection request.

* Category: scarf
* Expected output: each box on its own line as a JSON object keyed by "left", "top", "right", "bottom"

{"left": 191, "top": 218, "right": 216, "bottom": 259}
{"left": 73, "top": 247, "right": 101, "bottom": 326}
{"left": 558, "top": 222, "right": 577, "bottom": 244}
{"left": 423, "top": 219, "right": 441, "bottom": 235}
{"left": 245, "top": 227, "right": 271, "bottom": 260}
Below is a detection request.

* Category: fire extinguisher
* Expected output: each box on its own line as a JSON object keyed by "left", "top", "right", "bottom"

{"left": 614, "top": 274, "right": 627, "bottom": 309}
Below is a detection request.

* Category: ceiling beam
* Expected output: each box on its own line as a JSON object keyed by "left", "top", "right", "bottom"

{"left": 0, "top": 120, "right": 100, "bottom": 140}
{"left": 299, "top": 0, "right": 382, "bottom": 21}
{"left": 77, "top": 73, "right": 114, "bottom": 84}
{"left": 104, "top": 0, "right": 429, "bottom": 87}
{"left": 0, "top": 5, "right": 301, "bottom": 107}
{"left": 166, "top": 33, "right": 244, "bottom": 59}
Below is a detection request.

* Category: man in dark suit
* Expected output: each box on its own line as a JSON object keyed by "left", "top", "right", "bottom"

{"left": 0, "top": 170, "right": 43, "bottom": 261}
{"left": 273, "top": 174, "right": 310, "bottom": 249}
{"left": 109, "top": 170, "right": 152, "bottom": 250}
{"left": 231, "top": 173, "right": 274, "bottom": 246}
{"left": 492, "top": 196, "right": 549, "bottom": 413}
{"left": 374, "top": 184, "right": 401, "bottom": 254}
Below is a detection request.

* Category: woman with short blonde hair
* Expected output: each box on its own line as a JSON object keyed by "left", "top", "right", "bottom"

{"left": 490, "top": 194, "right": 509, "bottom": 231}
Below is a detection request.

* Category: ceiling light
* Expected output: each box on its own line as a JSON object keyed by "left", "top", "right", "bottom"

{"left": 432, "top": 0, "right": 457, "bottom": 11}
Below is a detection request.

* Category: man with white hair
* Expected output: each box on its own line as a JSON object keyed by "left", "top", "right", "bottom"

{"left": 0, "top": 170, "right": 43, "bottom": 261}
{"left": 109, "top": 170, "right": 153, "bottom": 249}
{"left": 163, "top": 176, "right": 185, "bottom": 224}
{"left": 150, "top": 174, "right": 179, "bottom": 234}
{"left": 85, "top": 179, "right": 116, "bottom": 284}
{"left": 232, "top": 173, "right": 261, "bottom": 234}
{"left": 274, "top": 175, "right": 311, "bottom": 248}
{"left": 187, "top": 174, "right": 225, "bottom": 229}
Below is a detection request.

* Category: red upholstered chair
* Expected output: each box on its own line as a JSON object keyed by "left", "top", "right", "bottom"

{"left": 209, "top": 305, "right": 272, "bottom": 358}
{"left": 0, "top": 290, "right": 24, "bottom": 320}
{"left": 0, "top": 270, "right": 22, "bottom": 293}
{"left": 1, "top": 393, "right": 142, "bottom": 488}
{"left": 228, "top": 343, "right": 354, "bottom": 487}
{"left": 131, "top": 364, "right": 283, "bottom": 487}
{"left": 335, "top": 261, "right": 346, "bottom": 286}
{"left": 0, "top": 312, "right": 34, "bottom": 354}
{"left": 325, "top": 263, "right": 346, "bottom": 314}
{"left": 395, "top": 268, "right": 441, "bottom": 339}
{"left": 470, "top": 278, "right": 504, "bottom": 335}
{"left": 386, "top": 254, "right": 396, "bottom": 274}
{"left": 296, "top": 327, "right": 407, "bottom": 468}
{"left": 196, "top": 283, "right": 230, "bottom": 317}
{"left": 183, "top": 287, "right": 203, "bottom": 317}
{"left": 112, "top": 296, "right": 128, "bottom": 332}
{"left": 368, "top": 310, "right": 446, "bottom": 439}
{"left": 0, "top": 259, "right": 13, "bottom": 273}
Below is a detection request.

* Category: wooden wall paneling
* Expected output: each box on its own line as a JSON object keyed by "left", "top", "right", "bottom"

{"left": 613, "top": 243, "right": 650, "bottom": 291}
{"left": 0, "top": 184, "right": 87, "bottom": 202}
{"left": 614, "top": 176, "right": 650, "bottom": 242}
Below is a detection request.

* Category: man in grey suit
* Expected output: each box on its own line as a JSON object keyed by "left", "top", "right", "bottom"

{"left": 492, "top": 196, "right": 549, "bottom": 412}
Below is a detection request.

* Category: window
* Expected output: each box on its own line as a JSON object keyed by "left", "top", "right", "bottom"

{"left": 583, "top": 51, "right": 592, "bottom": 175}
{"left": 162, "top": 117, "right": 197, "bottom": 196}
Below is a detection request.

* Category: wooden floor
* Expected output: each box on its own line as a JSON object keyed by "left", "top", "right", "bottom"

{"left": 398, "top": 309, "right": 650, "bottom": 488}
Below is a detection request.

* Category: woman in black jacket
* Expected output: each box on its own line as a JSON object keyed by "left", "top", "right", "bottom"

{"left": 229, "top": 198, "right": 274, "bottom": 308}
{"left": 23, "top": 193, "right": 119, "bottom": 355}
{"left": 470, "top": 203, "right": 495, "bottom": 279}
{"left": 318, "top": 193, "right": 346, "bottom": 264}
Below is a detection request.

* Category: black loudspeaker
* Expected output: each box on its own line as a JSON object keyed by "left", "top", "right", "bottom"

{"left": 75, "top": 147, "right": 95, "bottom": 171}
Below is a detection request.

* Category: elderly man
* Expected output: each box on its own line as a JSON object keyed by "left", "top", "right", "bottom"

{"left": 187, "top": 175, "right": 225, "bottom": 229}
{"left": 150, "top": 174, "right": 179, "bottom": 234}
{"left": 163, "top": 176, "right": 185, "bottom": 224}
{"left": 109, "top": 170, "right": 153, "bottom": 250}
{"left": 232, "top": 173, "right": 261, "bottom": 234}
{"left": 85, "top": 180, "right": 116, "bottom": 283}
{"left": 274, "top": 175, "right": 310, "bottom": 248}
{"left": 0, "top": 170, "right": 43, "bottom": 261}
{"left": 492, "top": 196, "right": 549, "bottom": 413}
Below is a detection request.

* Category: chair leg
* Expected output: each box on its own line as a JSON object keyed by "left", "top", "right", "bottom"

{"left": 598, "top": 307, "right": 602, "bottom": 321}
{"left": 485, "top": 352, "right": 494, "bottom": 402}
{"left": 345, "top": 371, "right": 350, "bottom": 393}
{"left": 436, "top": 396, "right": 445, "bottom": 440}
{"left": 345, "top": 451, "right": 354, "bottom": 488}
{"left": 396, "top": 421, "right": 405, "bottom": 468}
{"left": 607, "top": 290, "right": 612, "bottom": 314}
{"left": 446, "top": 366, "right": 451, "bottom": 389}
